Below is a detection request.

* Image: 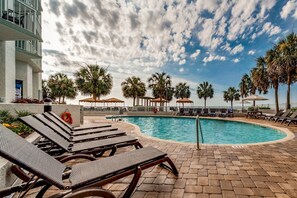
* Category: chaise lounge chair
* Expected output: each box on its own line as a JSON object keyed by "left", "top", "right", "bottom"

{"left": 218, "top": 109, "right": 227, "bottom": 117}
{"left": 209, "top": 109, "right": 217, "bottom": 117}
{"left": 19, "top": 116, "right": 142, "bottom": 157}
{"left": 258, "top": 111, "right": 283, "bottom": 120}
{"left": 279, "top": 110, "right": 297, "bottom": 125}
{"left": 0, "top": 125, "right": 178, "bottom": 198}
{"left": 271, "top": 110, "right": 291, "bottom": 122}
{"left": 44, "top": 112, "right": 118, "bottom": 136}
{"left": 34, "top": 114, "right": 126, "bottom": 143}
{"left": 47, "top": 111, "right": 112, "bottom": 131}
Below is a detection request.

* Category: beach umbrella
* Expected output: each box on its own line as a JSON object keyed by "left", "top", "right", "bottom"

{"left": 102, "top": 97, "right": 125, "bottom": 107}
{"left": 176, "top": 98, "right": 193, "bottom": 108}
{"left": 79, "top": 97, "right": 104, "bottom": 106}
{"left": 242, "top": 95, "right": 268, "bottom": 107}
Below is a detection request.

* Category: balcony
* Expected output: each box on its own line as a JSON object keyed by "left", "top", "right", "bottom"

{"left": 16, "top": 40, "right": 42, "bottom": 72}
{"left": 0, "top": 0, "right": 42, "bottom": 41}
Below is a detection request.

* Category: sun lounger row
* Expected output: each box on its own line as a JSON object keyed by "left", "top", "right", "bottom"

{"left": 177, "top": 108, "right": 234, "bottom": 117}
{"left": 0, "top": 112, "right": 178, "bottom": 197}
{"left": 251, "top": 109, "right": 297, "bottom": 126}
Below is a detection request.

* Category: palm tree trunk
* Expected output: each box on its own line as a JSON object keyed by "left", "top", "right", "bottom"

{"left": 286, "top": 75, "right": 291, "bottom": 110}
{"left": 133, "top": 97, "right": 135, "bottom": 106}
{"left": 231, "top": 100, "right": 233, "bottom": 109}
{"left": 274, "top": 86, "right": 279, "bottom": 113}
{"left": 204, "top": 98, "right": 206, "bottom": 109}
{"left": 58, "top": 97, "right": 61, "bottom": 104}
{"left": 62, "top": 96, "right": 65, "bottom": 104}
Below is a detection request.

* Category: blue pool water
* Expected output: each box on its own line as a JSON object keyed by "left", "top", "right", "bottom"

{"left": 122, "top": 116, "right": 286, "bottom": 144}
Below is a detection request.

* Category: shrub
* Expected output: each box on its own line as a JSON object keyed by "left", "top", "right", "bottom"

{"left": 11, "top": 98, "right": 43, "bottom": 104}
{"left": 1, "top": 109, "right": 34, "bottom": 136}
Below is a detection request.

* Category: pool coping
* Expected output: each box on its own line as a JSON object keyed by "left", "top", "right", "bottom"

{"left": 114, "top": 115, "right": 295, "bottom": 146}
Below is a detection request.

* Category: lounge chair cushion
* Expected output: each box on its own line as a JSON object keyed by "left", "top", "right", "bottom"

{"left": 70, "top": 146, "right": 166, "bottom": 189}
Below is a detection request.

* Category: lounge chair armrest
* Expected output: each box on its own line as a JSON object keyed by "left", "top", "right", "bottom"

{"left": 63, "top": 187, "right": 116, "bottom": 198}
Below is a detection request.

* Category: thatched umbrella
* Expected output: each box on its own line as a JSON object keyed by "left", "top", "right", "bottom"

{"left": 176, "top": 98, "right": 193, "bottom": 108}
{"left": 103, "top": 97, "right": 125, "bottom": 106}
{"left": 150, "top": 98, "right": 168, "bottom": 106}
{"left": 79, "top": 97, "right": 104, "bottom": 106}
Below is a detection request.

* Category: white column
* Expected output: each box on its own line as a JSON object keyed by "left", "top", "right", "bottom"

{"left": 0, "top": 41, "right": 16, "bottom": 103}
{"left": 33, "top": 72, "right": 42, "bottom": 100}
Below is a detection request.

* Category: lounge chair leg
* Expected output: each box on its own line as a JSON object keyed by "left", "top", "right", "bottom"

{"left": 134, "top": 142, "right": 143, "bottom": 149}
{"left": 62, "top": 187, "right": 116, "bottom": 198}
{"left": 36, "top": 184, "right": 52, "bottom": 198}
{"left": 123, "top": 166, "right": 142, "bottom": 198}
{"left": 109, "top": 146, "right": 117, "bottom": 156}
{"left": 159, "top": 157, "right": 179, "bottom": 176}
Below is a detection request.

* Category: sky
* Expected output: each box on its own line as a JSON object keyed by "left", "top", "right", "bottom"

{"left": 41, "top": 0, "right": 297, "bottom": 107}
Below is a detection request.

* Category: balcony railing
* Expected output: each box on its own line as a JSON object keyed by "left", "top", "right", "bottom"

{"left": 16, "top": 40, "right": 41, "bottom": 57}
{"left": 0, "top": 0, "right": 42, "bottom": 39}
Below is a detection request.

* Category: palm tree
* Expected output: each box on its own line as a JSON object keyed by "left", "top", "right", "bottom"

{"left": 47, "top": 73, "right": 77, "bottom": 103}
{"left": 42, "top": 80, "right": 51, "bottom": 99}
{"left": 274, "top": 33, "right": 297, "bottom": 110}
{"left": 196, "top": 81, "right": 214, "bottom": 108}
{"left": 266, "top": 48, "right": 281, "bottom": 112}
{"left": 148, "top": 72, "right": 171, "bottom": 106}
{"left": 239, "top": 74, "right": 251, "bottom": 110}
{"left": 175, "top": 82, "right": 191, "bottom": 99}
{"left": 75, "top": 65, "right": 113, "bottom": 100}
{"left": 121, "top": 76, "right": 146, "bottom": 106}
{"left": 223, "top": 87, "right": 240, "bottom": 109}
{"left": 250, "top": 57, "right": 270, "bottom": 94}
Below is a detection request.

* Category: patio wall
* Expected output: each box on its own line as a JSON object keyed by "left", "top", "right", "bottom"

{"left": 0, "top": 104, "right": 83, "bottom": 126}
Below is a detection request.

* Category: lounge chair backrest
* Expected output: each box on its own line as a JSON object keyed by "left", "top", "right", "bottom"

{"left": 49, "top": 111, "right": 73, "bottom": 130}
{"left": 281, "top": 110, "right": 291, "bottom": 118}
{"left": 44, "top": 112, "right": 73, "bottom": 134}
{"left": 19, "top": 116, "right": 70, "bottom": 151}
{"left": 289, "top": 110, "right": 297, "bottom": 118}
{"left": 0, "top": 125, "right": 66, "bottom": 189}
{"left": 34, "top": 114, "right": 71, "bottom": 140}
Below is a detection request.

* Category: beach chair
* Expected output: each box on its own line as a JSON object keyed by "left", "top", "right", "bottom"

{"left": 209, "top": 109, "right": 217, "bottom": 117}
{"left": 0, "top": 125, "right": 178, "bottom": 198}
{"left": 278, "top": 110, "right": 297, "bottom": 124}
{"left": 258, "top": 111, "right": 282, "bottom": 120}
{"left": 218, "top": 109, "right": 227, "bottom": 117}
{"left": 33, "top": 114, "right": 126, "bottom": 142}
{"left": 19, "top": 116, "right": 142, "bottom": 157}
{"left": 47, "top": 111, "right": 111, "bottom": 131}
{"left": 201, "top": 108, "right": 210, "bottom": 116}
{"left": 227, "top": 109, "right": 234, "bottom": 117}
{"left": 271, "top": 110, "right": 291, "bottom": 122}
{"left": 196, "top": 108, "right": 202, "bottom": 116}
{"left": 44, "top": 112, "right": 118, "bottom": 136}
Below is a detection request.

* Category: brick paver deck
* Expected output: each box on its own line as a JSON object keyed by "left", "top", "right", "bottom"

{"left": 24, "top": 116, "right": 297, "bottom": 197}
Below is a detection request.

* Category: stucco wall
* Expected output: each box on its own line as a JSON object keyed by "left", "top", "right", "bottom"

{"left": 32, "top": 72, "right": 42, "bottom": 100}
{"left": 0, "top": 41, "right": 16, "bottom": 103}
{"left": 0, "top": 104, "right": 82, "bottom": 126}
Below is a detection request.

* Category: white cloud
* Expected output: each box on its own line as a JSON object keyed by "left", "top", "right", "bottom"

{"left": 248, "top": 50, "right": 256, "bottom": 55}
{"left": 179, "top": 67, "right": 185, "bottom": 72}
{"left": 203, "top": 54, "right": 226, "bottom": 63}
{"left": 190, "top": 49, "right": 201, "bottom": 60}
{"left": 179, "top": 59, "right": 186, "bottom": 65}
{"left": 232, "top": 58, "right": 240, "bottom": 63}
{"left": 230, "top": 44, "right": 244, "bottom": 55}
{"left": 280, "top": 0, "right": 297, "bottom": 19}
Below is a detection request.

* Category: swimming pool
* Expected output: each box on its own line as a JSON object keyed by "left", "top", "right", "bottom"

{"left": 122, "top": 116, "right": 287, "bottom": 144}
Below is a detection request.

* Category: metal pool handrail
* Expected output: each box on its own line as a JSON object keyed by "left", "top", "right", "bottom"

{"left": 196, "top": 115, "right": 204, "bottom": 149}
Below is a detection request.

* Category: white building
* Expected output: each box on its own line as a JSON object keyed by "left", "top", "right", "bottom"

{"left": 0, "top": 0, "right": 42, "bottom": 103}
